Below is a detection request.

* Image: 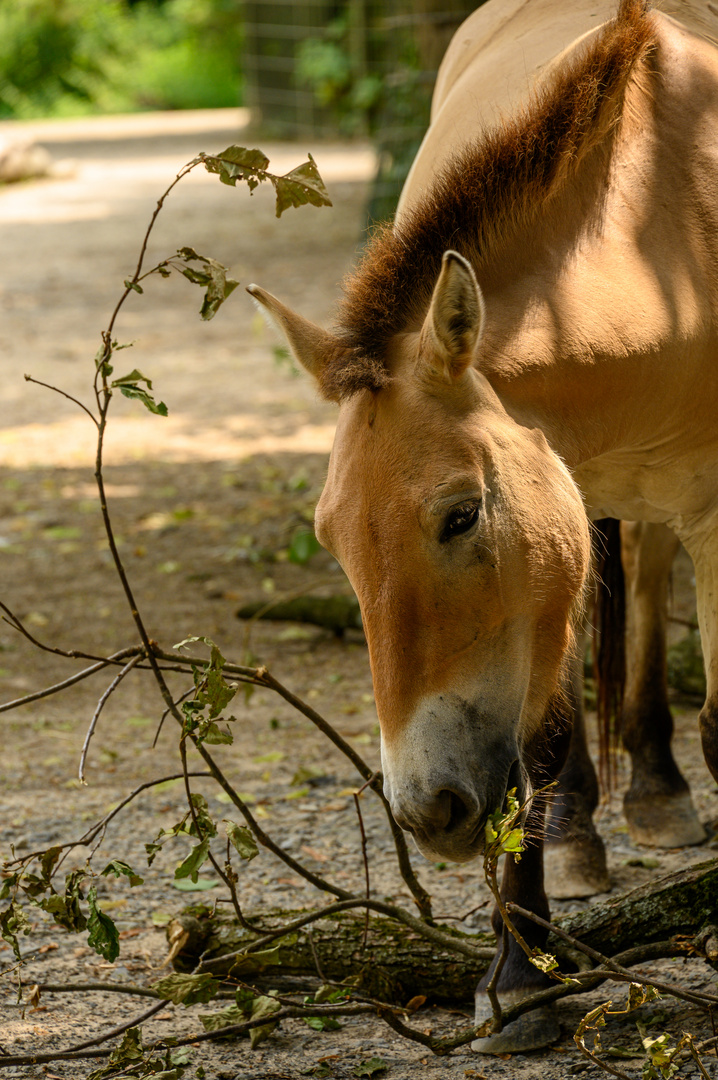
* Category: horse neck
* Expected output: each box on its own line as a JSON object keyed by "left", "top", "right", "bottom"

{"left": 474, "top": 117, "right": 681, "bottom": 471}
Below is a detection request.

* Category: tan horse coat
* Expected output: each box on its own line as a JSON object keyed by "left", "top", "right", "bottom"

{"left": 248, "top": 0, "right": 718, "bottom": 1049}
{"left": 250, "top": 0, "right": 718, "bottom": 861}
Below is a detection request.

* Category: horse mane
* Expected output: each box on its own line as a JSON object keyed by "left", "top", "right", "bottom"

{"left": 320, "top": 0, "right": 655, "bottom": 403}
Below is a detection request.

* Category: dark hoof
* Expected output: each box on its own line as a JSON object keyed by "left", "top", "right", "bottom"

{"left": 472, "top": 989, "right": 560, "bottom": 1053}
{"left": 624, "top": 790, "right": 706, "bottom": 847}
{"left": 544, "top": 836, "right": 610, "bottom": 899}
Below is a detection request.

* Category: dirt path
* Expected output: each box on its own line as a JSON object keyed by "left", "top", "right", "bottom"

{"left": 0, "top": 112, "right": 717, "bottom": 1080}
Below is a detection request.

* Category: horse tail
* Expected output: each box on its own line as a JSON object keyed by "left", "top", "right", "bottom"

{"left": 592, "top": 518, "right": 626, "bottom": 790}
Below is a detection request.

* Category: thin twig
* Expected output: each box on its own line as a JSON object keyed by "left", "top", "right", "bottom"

{"left": 23, "top": 375, "right": 99, "bottom": 428}
{"left": 178, "top": 739, "right": 257, "bottom": 933}
{"left": 4, "top": 773, "right": 211, "bottom": 869}
{"left": 0, "top": 656, "right": 128, "bottom": 713}
{"left": 197, "top": 894, "right": 494, "bottom": 973}
{"left": 484, "top": 922, "right": 508, "bottom": 1034}
{"left": 353, "top": 788, "right": 371, "bottom": 951}
{"left": 192, "top": 738, "right": 355, "bottom": 901}
{"left": 0, "top": 605, "right": 142, "bottom": 668}
{"left": 253, "top": 667, "right": 432, "bottom": 918}
{"left": 60, "top": 1000, "right": 167, "bottom": 1052}
{"left": 79, "top": 654, "right": 142, "bottom": 783}
{"left": 506, "top": 902, "right": 718, "bottom": 1007}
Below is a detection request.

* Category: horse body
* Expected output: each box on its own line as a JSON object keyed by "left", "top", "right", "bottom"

{"left": 248, "top": 0, "right": 718, "bottom": 1051}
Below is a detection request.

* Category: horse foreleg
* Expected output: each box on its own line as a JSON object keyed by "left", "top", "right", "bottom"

{"left": 621, "top": 521, "right": 705, "bottom": 846}
{"left": 543, "top": 649, "right": 610, "bottom": 897}
{"left": 473, "top": 700, "right": 569, "bottom": 1054}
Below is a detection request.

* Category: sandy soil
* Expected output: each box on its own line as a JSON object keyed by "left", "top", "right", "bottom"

{"left": 0, "top": 112, "right": 717, "bottom": 1080}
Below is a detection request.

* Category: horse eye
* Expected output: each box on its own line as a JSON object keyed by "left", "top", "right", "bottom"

{"left": 440, "top": 501, "right": 480, "bottom": 542}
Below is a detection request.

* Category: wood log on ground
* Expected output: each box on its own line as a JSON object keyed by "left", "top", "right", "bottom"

{"left": 168, "top": 859, "right": 718, "bottom": 1003}
{"left": 236, "top": 595, "right": 362, "bottom": 636}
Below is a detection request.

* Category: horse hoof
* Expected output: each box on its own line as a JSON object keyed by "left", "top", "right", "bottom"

{"left": 472, "top": 989, "right": 560, "bottom": 1053}
{"left": 624, "top": 790, "right": 706, "bottom": 847}
{"left": 544, "top": 836, "right": 610, "bottom": 898}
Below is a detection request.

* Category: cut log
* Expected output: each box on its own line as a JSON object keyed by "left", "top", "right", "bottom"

{"left": 169, "top": 858, "right": 718, "bottom": 1003}
{"left": 169, "top": 906, "right": 493, "bottom": 1003}
{"left": 236, "top": 595, "right": 362, "bottom": 636}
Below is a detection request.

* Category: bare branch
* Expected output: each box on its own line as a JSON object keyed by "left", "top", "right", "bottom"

{"left": 79, "top": 655, "right": 143, "bottom": 783}
{"left": 506, "top": 902, "right": 718, "bottom": 1007}
{"left": 23, "top": 374, "right": 99, "bottom": 427}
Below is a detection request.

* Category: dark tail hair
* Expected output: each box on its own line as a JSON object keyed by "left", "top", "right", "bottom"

{"left": 592, "top": 518, "right": 626, "bottom": 789}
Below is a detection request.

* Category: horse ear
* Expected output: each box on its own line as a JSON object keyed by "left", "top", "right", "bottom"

{"left": 418, "top": 250, "right": 484, "bottom": 381}
{"left": 246, "top": 283, "right": 337, "bottom": 381}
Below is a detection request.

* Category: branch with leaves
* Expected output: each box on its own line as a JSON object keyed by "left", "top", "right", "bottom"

{"left": 1, "top": 141, "right": 716, "bottom": 1080}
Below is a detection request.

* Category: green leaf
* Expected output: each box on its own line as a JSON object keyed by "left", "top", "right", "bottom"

{"left": 171, "top": 876, "right": 219, "bottom": 892}
{"left": 175, "top": 248, "right": 239, "bottom": 321}
{"left": 605, "top": 1045, "right": 642, "bottom": 1058}
{"left": 118, "top": 383, "right": 168, "bottom": 417}
{"left": 202, "top": 145, "right": 270, "bottom": 190}
{"left": 304, "top": 1015, "right": 341, "bottom": 1031}
{"left": 273, "top": 154, "right": 332, "bottom": 218}
{"left": 101, "top": 859, "right": 144, "bottom": 887}
{"left": 87, "top": 885, "right": 120, "bottom": 963}
{"left": 39, "top": 845, "right": 62, "bottom": 883}
{"left": 0, "top": 901, "right": 32, "bottom": 960}
{"left": 152, "top": 972, "right": 220, "bottom": 1006}
{"left": 111, "top": 368, "right": 155, "bottom": 390}
{"left": 124, "top": 279, "right": 144, "bottom": 294}
{"left": 288, "top": 528, "right": 322, "bottom": 565}
{"left": 174, "top": 837, "right": 210, "bottom": 883}
{"left": 187, "top": 793, "right": 217, "bottom": 839}
{"left": 198, "top": 989, "right": 282, "bottom": 1045}
{"left": 87, "top": 1030, "right": 145, "bottom": 1078}
{"left": 174, "top": 634, "right": 215, "bottom": 651}
{"left": 225, "top": 821, "right": 259, "bottom": 861}
{"left": 49, "top": 869, "right": 87, "bottom": 933}
{"left": 199, "top": 1003, "right": 245, "bottom": 1032}
{"left": 202, "top": 721, "right": 234, "bottom": 744}
{"left": 354, "top": 1059, "right": 389, "bottom": 1078}
{"left": 248, "top": 994, "right": 282, "bottom": 1049}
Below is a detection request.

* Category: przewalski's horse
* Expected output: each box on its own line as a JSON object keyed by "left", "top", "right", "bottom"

{"left": 248, "top": 0, "right": 718, "bottom": 1052}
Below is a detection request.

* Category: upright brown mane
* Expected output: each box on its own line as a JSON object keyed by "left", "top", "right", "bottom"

{"left": 320, "top": 0, "right": 655, "bottom": 403}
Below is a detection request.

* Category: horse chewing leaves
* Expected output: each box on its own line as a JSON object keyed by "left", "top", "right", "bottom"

{"left": 484, "top": 788, "right": 526, "bottom": 862}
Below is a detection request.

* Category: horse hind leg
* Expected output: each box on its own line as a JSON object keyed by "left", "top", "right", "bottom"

{"left": 543, "top": 650, "right": 611, "bottom": 897}
{"left": 621, "top": 521, "right": 705, "bottom": 847}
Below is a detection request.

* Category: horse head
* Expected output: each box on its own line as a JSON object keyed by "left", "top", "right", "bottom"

{"left": 248, "top": 251, "right": 591, "bottom": 862}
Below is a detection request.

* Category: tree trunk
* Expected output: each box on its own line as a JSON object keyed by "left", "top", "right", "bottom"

{"left": 170, "top": 858, "right": 718, "bottom": 1004}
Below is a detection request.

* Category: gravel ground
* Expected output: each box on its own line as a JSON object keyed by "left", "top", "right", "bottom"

{"left": 1, "top": 112, "right": 717, "bottom": 1080}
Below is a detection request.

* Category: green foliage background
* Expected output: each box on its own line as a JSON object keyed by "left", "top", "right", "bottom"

{"left": 0, "top": 0, "right": 243, "bottom": 119}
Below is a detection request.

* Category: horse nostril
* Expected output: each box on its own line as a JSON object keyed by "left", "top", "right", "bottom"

{"left": 435, "top": 789, "right": 473, "bottom": 832}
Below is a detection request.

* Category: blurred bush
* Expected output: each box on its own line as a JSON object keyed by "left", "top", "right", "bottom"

{"left": 0, "top": 0, "right": 243, "bottom": 119}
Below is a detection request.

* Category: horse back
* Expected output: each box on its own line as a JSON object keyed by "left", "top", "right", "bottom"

{"left": 399, "top": 0, "right": 718, "bottom": 219}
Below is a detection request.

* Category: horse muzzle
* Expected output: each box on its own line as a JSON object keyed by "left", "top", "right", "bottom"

{"left": 388, "top": 779, "right": 487, "bottom": 863}
{"left": 381, "top": 696, "right": 520, "bottom": 863}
